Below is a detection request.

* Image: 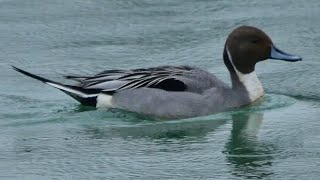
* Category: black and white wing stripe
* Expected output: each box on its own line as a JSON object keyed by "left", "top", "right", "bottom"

{"left": 65, "top": 66, "right": 193, "bottom": 94}
{"left": 13, "top": 65, "right": 204, "bottom": 107}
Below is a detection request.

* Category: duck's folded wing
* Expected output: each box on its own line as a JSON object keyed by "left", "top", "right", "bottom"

{"left": 65, "top": 65, "right": 223, "bottom": 94}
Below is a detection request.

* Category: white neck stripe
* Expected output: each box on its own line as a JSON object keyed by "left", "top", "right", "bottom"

{"left": 226, "top": 47, "right": 264, "bottom": 102}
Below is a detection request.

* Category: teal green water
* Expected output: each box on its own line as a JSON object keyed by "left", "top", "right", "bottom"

{"left": 1, "top": 0, "right": 320, "bottom": 179}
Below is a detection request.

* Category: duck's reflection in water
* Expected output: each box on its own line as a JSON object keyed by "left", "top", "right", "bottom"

{"left": 84, "top": 116, "right": 228, "bottom": 140}
{"left": 83, "top": 111, "right": 275, "bottom": 179}
{"left": 224, "top": 113, "right": 275, "bottom": 179}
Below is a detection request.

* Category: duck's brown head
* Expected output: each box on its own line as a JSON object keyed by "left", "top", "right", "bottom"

{"left": 224, "top": 26, "right": 302, "bottom": 74}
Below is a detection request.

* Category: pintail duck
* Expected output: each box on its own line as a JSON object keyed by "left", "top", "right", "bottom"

{"left": 13, "top": 26, "right": 302, "bottom": 119}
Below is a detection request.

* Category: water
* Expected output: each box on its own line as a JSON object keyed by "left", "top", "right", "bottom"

{"left": 1, "top": 0, "right": 320, "bottom": 179}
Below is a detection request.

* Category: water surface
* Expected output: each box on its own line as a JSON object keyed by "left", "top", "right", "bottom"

{"left": 1, "top": 0, "right": 320, "bottom": 179}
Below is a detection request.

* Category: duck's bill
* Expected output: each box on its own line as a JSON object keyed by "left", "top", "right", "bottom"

{"left": 270, "top": 45, "right": 302, "bottom": 62}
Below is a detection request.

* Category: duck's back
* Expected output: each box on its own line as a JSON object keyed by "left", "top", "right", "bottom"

{"left": 67, "top": 65, "right": 228, "bottom": 95}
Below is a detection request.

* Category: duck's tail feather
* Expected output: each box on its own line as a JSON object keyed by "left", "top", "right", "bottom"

{"left": 12, "top": 66, "right": 100, "bottom": 106}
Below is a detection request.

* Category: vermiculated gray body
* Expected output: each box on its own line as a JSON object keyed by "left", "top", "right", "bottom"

{"left": 110, "top": 67, "right": 251, "bottom": 119}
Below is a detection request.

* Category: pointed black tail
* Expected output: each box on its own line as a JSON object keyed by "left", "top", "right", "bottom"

{"left": 12, "top": 66, "right": 99, "bottom": 106}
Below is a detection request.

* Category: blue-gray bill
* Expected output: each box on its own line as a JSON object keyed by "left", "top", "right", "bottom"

{"left": 270, "top": 45, "right": 302, "bottom": 62}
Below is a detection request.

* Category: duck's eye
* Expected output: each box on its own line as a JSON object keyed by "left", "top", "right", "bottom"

{"left": 251, "top": 39, "right": 260, "bottom": 44}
